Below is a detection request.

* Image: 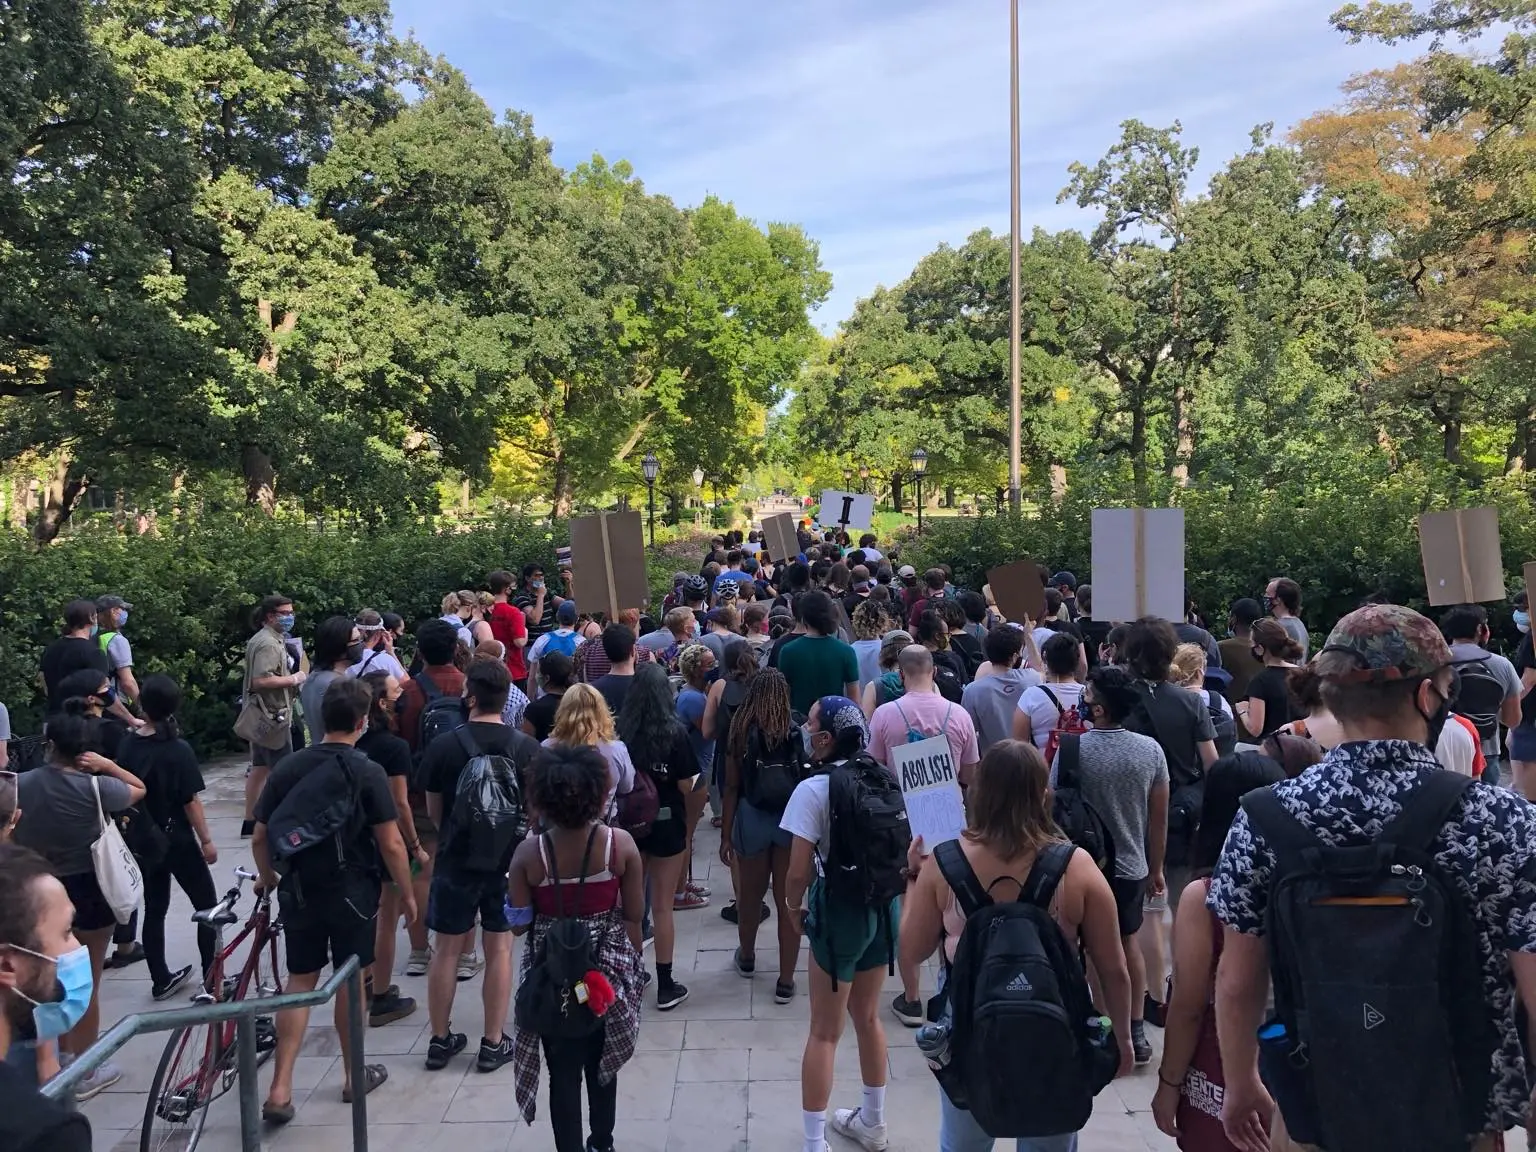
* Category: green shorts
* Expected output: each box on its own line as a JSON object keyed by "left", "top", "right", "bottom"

{"left": 805, "top": 878, "right": 899, "bottom": 984}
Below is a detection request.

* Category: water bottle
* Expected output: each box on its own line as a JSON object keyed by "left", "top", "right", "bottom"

{"left": 1088, "top": 1014, "right": 1113, "bottom": 1044}
{"left": 915, "top": 1017, "right": 952, "bottom": 1070}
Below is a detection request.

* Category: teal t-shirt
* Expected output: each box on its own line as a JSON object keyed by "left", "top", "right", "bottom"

{"left": 778, "top": 635, "right": 860, "bottom": 715}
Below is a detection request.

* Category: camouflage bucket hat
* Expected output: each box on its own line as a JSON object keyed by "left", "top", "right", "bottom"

{"left": 1316, "top": 603, "right": 1452, "bottom": 683}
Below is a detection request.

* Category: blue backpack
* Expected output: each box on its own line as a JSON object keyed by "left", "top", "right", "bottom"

{"left": 541, "top": 629, "right": 580, "bottom": 660}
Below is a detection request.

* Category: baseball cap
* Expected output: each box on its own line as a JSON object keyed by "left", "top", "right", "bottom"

{"left": 97, "top": 595, "right": 132, "bottom": 611}
{"left": 897, "top": 565, "right": 916, "bottom": 580}
{"left": 742, "top": 557, "right": 760, "bottom": 574}
{"left": 1050, "top": 571, "right": 1077, "bottom": 590}
{"left": 557, "top": 600, "right": 578, "bottom": 625}
{"left": 1315, "top": 603, "right": 1452, "bottom": 683}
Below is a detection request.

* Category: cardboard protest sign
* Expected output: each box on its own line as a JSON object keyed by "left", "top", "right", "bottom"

{"left": 819, "top": 489, "right": 875, "bottom": 531}
{"left": 986, "top": 559, "right": 1047, "bottom": 625}
{"left": 892, "top": 733, "right": 965, "bottom": 848}
{"left": 569, "top": 510, "right": 648, "bottom": 619}
{"left": 762, "top": 512, "right": 800, "bottom": 565}
{"left": 1419, "top": 508, "right": 1504, "bottom": 607}
{"left": 1091, "top": 508, "right": 1185, "bottom": 623}
{"left": 1524, "top": 562, "right": 1536, "bottom": 613}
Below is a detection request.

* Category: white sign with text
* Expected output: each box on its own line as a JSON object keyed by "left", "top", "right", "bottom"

{"left": 891, "top": 732, "right": 965, "bottom": 848}
{"left": 819, "top": 489, "right": 876, "bottom": 531}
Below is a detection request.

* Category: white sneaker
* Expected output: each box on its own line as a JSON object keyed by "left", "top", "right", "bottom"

{"left": 405, "top": 947, "right": 432, "bottom": 976}
{"left": 75, "top": 1062, "right": 123, "bottom": 1101}
{"left": 830, "top": 1107, "right": 888, "bottom": 1152}
{"left": 456, "top": 951, "right": 484, "bottom": 982}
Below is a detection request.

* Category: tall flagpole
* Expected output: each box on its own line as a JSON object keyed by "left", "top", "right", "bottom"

{"left": 1008, "top": 0, "right": 1022, "bottom": 514}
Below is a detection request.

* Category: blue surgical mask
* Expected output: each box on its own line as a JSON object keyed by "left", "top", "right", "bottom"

{"left": 89, "top": 624, "right": 99, "bottom": 638}
{"left": 1517, "top": 610, "right": 1531, "bottom": 635}
{"left": 276, "top": 613, "right": 295, "bottom": 635}
{"left": 8, "top": 943, "right": 93, "bottom": 1040}
{"left": 117, "top": 610, "right": 128, "bottom": 628}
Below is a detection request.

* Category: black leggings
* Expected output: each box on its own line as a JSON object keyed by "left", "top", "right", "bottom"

{"left": 143, "top": 839, "right": 218, "bottom": 986}
{"left": 541, "top": 1027, "right": 615, "bottom": 1152}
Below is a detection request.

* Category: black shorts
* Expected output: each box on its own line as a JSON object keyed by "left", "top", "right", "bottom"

{"left": 61, "top": 871, "right": 117, "bottom": 933}
{"left": 1110, "top": 876, "right": 1147, "bottom": 937}
{"left": 251, "top": 735, "right": 292, "bottom": 769}
{"left": 427, "top": 865, "right": 510, "bottom": 936}
{"left": 279, "top": 875, "right": 380, "bottom": 976}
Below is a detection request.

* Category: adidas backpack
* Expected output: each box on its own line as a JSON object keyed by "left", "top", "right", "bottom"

{"left": 1039, "top": 685, "right": 1090, "bottom": 768}
{"left": 1050, "top": 733, "right": 1117, "bottom": 881}
{"left": 445, "top": 727, "right": 527, "bottom": 873}
{"left": 933, "top": 839, "right": 1118, "bottom": 1137}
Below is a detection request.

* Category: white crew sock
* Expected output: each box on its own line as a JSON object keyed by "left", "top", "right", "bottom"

{"left": 803, "top": 1108, "right": 827, "bottom": 1152}
{"left": 862, "top": 1083, "right": 886, "bottom": 1127}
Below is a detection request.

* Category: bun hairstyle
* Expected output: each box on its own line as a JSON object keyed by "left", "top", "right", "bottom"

{"left": 1252, "top": 618, "right": 1304, "bottom": 661}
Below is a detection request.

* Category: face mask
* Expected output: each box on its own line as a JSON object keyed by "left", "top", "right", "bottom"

{"left": 1261, "top": 595, "right": 1275, "bottom": 615}
{"left": 531, "top": 580, "right": 544, "bottom": 591}
{"left": 1419, "top": 683, "right": 1452, "bottom": 751}
{"left": 6, "top": 943, "right": 92, "bottom": 1041}
{"left": 89, "top": 624, "right": 99, "bottom": 638}
{"left": 99, "top": 687, "right": 117, "bottom": 707}
{"left": 1516, "top": 611, "right": 1531, "bottom": 635}
{"left": 346, "top": 642, "right": 365, "bottom": 663}
{"left": 276, "top": 614, "right": 295, "bottom": 635}
{"left": 117, "top": 611, "right": 128, "bottom": 628}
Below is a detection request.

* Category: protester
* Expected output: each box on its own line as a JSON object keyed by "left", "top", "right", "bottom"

{"left": 1151, "top": 751, "right": 1284, "bottom": 1151}
{"left": 1050, "top": 571, "right": 1080, "bottom": 620}
{"left": 962, "top": 625, "right": 1040, "bottom": 754}
{"left": 473, "top": 640, "right": 531, "bottom": 731}
{"left": 850, "top": 601, "right": 888, "bottom": 689}
{"left": 419, "top": 658, "right": 538, "bottom": 1073}
{"left": 616, "top": 664, "right": 699, "bottom": 1010}
{"left": 913, "top": 610, "right": 968, "bottom": 703}
{"left": 301, "top": 616, "right": 361, "bottom": 744}
{"left": 899, "top": 740, "right": 1135, "bottom": 1151}
{"left": 487, "top": 570, "right": 530, "bottom": 687}
{"left": 1441, "top": 605, "right": 1522, "bottom": 793}
{"left": 0, "top": 845, "right": 94, "bottom": 1152}
{"left": 440, "top": 591, "right": 477, "bottom": 648}
{"left": 941, "top": 601, "right": 984, "bottom": 680}
{"left": 744, "top": 603, "right": 773, "bottom": 665}
{"left": 1170, "top": 643, "right": 1238, "bottom": 757}
{"left": 705, "top": 641, "right": 760, "bottom": 918}
{"left": 240, "top": 594, "right": 305, "bottom": 838}
{"left": 523, "top": 651, "right": 574, "bottom": 742}
{"left": 1175, "top": 602, "right": 1223, "bottom": 669}
{"left": 40, "top": 601, "right": 112, "bottom": 715}
{"left": 860, "top": 630, "right": 914, "bottom": 719}
{"left": 547, "top": 684, "right": 637, "bottom": 824}
{"left": 906, "top": 568, "right": 948, "bottom": 628}
{"left": 115, "top": 675, "right": 218, "bottom": 1001}
{"left": 1014, "top": 632, "right": 1087, "bottom": 750}
{"left": 528, "top": 601, "right": 582, "bottom": 698}
{"left": 637, "top": 607, "right": 697, "bottom": 669}
{"left": 512, "top": 563, "right": 558, "bottom": 642}
{"left": 782, "top": 697, "right": 899, "bottom": 1152}
{"left": 1218, "top": 599, "right": 1265, "bottom": 713}
{"left": 1262, "top": 577, "right": 1309, "bottom": 660}
{"left": 507, "top": 743, "right": 646, "bottom": 1152}
{"left": 1238, "top": 620, "right": 1301, "bottom": 740}
{"left": 251, "top": 678, "right": 414, "bottom": 1122}
{"left": 92, "top": 595, "right": 139, "bottom": 709}
{"left": 671, "top": 645, "right": 717, "bottom": 913}
{"left": 349, "top": 609, "right": 408, "bottom": 680}
{"left": 779, "top": 591, "right": 860, "bottom": 716}
{"left": 1209, "top": 604, "right": 1536, "bottom": 1152}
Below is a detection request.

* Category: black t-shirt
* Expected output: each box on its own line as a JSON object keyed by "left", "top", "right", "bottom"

{"left": 1129, "top": 680, "right": 1216, "bottom": 788}
{"left": 1516, "top": 635, "right": 1536, "bottom": 728}
{"left": 116, "top": 732, "right": 206, "bottom": 834}
{"left": 524, "top": 692, "right": 562, "bottom": 741}
{"left": 418, "top": 721, "right": 539, "bottom": 867}
{"left": 0, "top": 1060, "right": 91, "bottom": 1152}
{"left": 624, "top": 724, "right": 698, "bottom": 822}
{"left": 253, "top": 743, "right": 398, "bottom": 884}
{"left": 1080, "top": 618, "right": 1113, "bottom": 668}
{"left": 592, "top": 674, "right": 634, "bottom": 716}
{"left": 1174, "top": 622, "right": 1223, "bottom": 669}
{"left": 1246, "top": 665, "right": 1293, "bottom": 739}
{"left": 356, "top": 727, "right": 412, "bottom": 782}
{"left": 40, "top": 636, "right": 110, "bottom": 711}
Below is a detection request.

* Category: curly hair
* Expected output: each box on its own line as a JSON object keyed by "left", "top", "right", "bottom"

{"left": 851, "top": 599, "right": 887, "bottom": 641}
{"left": 528, "top": 742, "right": 609, "bottom": 829}
{"left": 729, "top": 667, "right": 793, "bottom": 765}
{"left": 616, "top": 664, "right": 683, "bottom": 768}
{"left": 551, "top": 682, "right": 615, "bottom": 747}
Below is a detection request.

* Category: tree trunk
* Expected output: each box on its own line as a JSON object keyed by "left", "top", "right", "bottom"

{"left": 460, "top": 478, "right": 471, "bottom": 515}
{"left": 242, "top": 445, "right": 277, "bottom": 515}
{"left": 944, "top": 484, "right": 956, "bottom": 509}
{"left": 7, "top": 477, "right": 25, "bottom": 530}
{"left": 1508, "top": 407, "right": 1532, "bottom": 474}
{"left": 551, "top": 453, "right": 573, "bottom": 518}
{"left": 1443, "top": 408, "right": 1463, "bottom": 466}
{"left": 112, "top": 490, "right": 126, "bottom": 531}
{"left": 1131, "top": 402, "right": 1149, "bottom": 503}
{"left": 1171, "top": 380, "right": 1192, "bottom": 486}
{"left": 891, "top": 472, "right": 905, "bottom": 514}
{"left": 33, "top": 458, "right": 87, "bottom": 544}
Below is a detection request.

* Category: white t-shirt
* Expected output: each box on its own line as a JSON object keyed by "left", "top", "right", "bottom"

{"left": 1436, "top": 716, "right": 1478, "bottom": 777}
{"left": 349, "top": 649, "right": 407, "bottom": 681}
{"left": 780, "top": 772, "right": 834, "bottom": 860}
{"left": 1017, "top": 681, "right": 1086, "bottom": 751}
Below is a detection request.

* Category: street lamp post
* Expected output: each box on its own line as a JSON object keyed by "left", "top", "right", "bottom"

{"left": 843, "top": 468, "right": 853, "bottom": 491}
{"left": 859, "top": 465, "right": 869, "bottom": 495}
{"left": 692, "top": 467, "right": 704, "bottom": 528}
{"left": 641, "top": 452, "right": 659, "bottom": 549}
{"left": 910, "top": 448, "right": 928, "bottom": 534}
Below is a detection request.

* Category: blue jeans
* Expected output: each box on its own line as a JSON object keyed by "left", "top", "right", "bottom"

{"left": 939, "top": 1093, "right": 1078, "bottom": 1152}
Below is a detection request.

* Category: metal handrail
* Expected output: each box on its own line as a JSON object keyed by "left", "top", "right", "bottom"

{"left": 43, "top": 955, "right": 369, "bottom": 1152}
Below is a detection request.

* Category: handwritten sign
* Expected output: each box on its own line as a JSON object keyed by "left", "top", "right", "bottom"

{"left": 891, "top": 732, "right": 965, "bottom": 848}
{"left": 819, "top": 489, "right": 875, "bottom": 531}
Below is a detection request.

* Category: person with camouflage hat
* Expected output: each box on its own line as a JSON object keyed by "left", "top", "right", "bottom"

{"left": 1206, "top": 604, "right": 1536, "bottom": 1152}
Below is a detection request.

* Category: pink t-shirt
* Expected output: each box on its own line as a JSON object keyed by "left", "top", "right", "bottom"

{"left": 868, "top": 689, "right": 980, "bottom": 776}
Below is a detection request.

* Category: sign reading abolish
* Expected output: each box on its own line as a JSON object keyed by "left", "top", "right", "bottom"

{"left": 891, "top": 732, "right": 964, "bottom": 848}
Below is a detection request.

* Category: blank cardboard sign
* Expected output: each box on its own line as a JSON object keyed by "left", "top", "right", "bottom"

{"left": 1419, "top": 508, "right": 1504, "bottom": 606}
{"left": 1091, "top": 508, "right": 1185, "bottom": 623}
{"left": 986, "top": 559, "right": 1047, "bottom": 624}
{"left": 1524, "top": 562, "right": 1536, "bottom": 612}
{"left": 762, "top": 512, "right": 799, "bottom": 565}
{"left": 569, "top": 510, "right": 649, "bottom": 618}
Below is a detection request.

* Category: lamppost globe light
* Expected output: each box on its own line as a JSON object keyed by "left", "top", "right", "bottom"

{"left": 641, "top": 452, "right": 659, "bottom": 483}
{"left": 910, "top": 447, "right": 928, "bottom": 475}
{"left": 858, "top": 465, "right": 869, "bottom": 479}
{"left": 692, "top": 467, "right": 704, "bottom": 488}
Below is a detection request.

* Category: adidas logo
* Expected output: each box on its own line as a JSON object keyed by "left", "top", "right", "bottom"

{"left": 1005, "top": 971, "right": 1033, "bottom": 993}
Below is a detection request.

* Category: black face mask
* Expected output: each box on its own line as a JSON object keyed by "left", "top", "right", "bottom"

{"left": 346, "top": 642, "right": 365, "bottom": 664}
{"left": 1419, "top": 683, "right": 1452, "bottom": 750}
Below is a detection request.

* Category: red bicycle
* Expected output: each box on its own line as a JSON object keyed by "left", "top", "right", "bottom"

{"left": 141, "top": 867, "right": 285, "bottom": 1152}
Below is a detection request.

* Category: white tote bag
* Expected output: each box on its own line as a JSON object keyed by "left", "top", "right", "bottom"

{"left": 91, "top": 776, "right": 143, "bottom": 923}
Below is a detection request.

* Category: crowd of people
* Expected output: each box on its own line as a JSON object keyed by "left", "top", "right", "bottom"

{"left": 6, "top": 530, "right": 1536, "bottom": 1152}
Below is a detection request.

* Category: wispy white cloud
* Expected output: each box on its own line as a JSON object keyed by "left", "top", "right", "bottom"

{"left": 392, "top": 0, "right": 1415, "bottom": 324}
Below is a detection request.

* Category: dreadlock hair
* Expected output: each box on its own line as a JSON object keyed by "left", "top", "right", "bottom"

{"left": 729, "top": 666, "right": 794, "bottom": 766}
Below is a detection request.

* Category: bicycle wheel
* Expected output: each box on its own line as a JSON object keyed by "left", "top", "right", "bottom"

{"left": 142, "top": 1024, "right": 216, "bottom": 1152}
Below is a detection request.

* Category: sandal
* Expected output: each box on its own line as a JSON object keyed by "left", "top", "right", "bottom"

{"left": 341, "top": 1063, "right": 389, "bottom": 1103}
{"left": 710, "top": 815, "right": 722, "bottom": 828}
{"left": 262, "top": 1099, "right": 296, "bottom": 1126}
{"left": 673, "top": 890, "right": 709, "bottom": 911}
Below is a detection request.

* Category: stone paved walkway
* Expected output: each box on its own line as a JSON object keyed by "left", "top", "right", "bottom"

{"left": 79, "top": 758, "right": 1181, "bottom": 1151}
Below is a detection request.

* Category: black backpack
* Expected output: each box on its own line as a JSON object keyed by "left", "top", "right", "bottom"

{"left": 933, "top": 653, "right": 967, "bottom": 704}
{"left": 1451, "top": 657, "right": 1505, "bottom": 743}
{"left": 1126, "top": 681, "right": 1207, "bottom": 868}
{"left": 741, "top": 729, "right": 804, "bottom": 813}
{"left": 265, "top": 751, "right": 366, "bottom": 884}
{"left": 933, "top": 839, "right": 1118, "bottom": 1137}
{"left": 1051, "top": 734, "right": 1117, "bottom": 881}
{"left": 1241, "top": 771, "right": 1498, "bottom": 1152}
{"left": 819, "top": 753, "right": 911, "bottom": 986}
{"left": 1202, "top": 689, "right": 1238, "bottom": 758}
{"left": 412, "top": 672, "right": 465, "bottom": 766}
{"left": 444, "top": 727, "right": 527, "bottom": 873}
{"left": 514, "top": 827, "right": 608, "bottom": 1040}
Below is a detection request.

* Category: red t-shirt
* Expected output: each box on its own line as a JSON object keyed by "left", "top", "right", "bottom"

{"left": 490, "top": 601, "right": 528, "bottom": 681}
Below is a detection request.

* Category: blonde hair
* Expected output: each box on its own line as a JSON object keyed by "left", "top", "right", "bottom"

{"left": 678, "top": 642, "right": 714, "bottom": 686}
{"left": 1170, "top": 643, "right": 1207, "bottom": 687}
{"left": 551, "top": 683, "right": 615, "bottom": 746}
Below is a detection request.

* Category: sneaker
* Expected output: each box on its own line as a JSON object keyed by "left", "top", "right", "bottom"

{"left": 1132, "top": 1021, "right": 1153, "bottom": 1066}
{"left": 685, "top": 879, "right": 711, "bottom": 898}
{"left": 673, "top": 890, "right": 709, "bottom": 911}
{"left": 719, "top": 900, "right": 770, "bottom": 925}
{"left": 1143, "top": 992, "right": 1167, "bottom": 1029}
{"left": 774, "top": 979, "right": 795, "bottom": 1004}
{"left": 456, "top": 951, "right": 484, "bottom": 982}
{"left": 240, "top": 819, "right": 255, "bottom": 838}
{"left": 369, "top": 988, "right": 416, "bottom": 1027}
{"left": 476, "top": 1034, "right": 515, "bottom": 1073}
{"left": 74, "top": 1062, "right": 123, "bottom": 1101}
{"left": 425, "top": 1031, "right": 467, "bottom": 1071}
{"left": 656, "top": 981, "right": 690, "bottom": 1011}
{"left": 404, "top": 947, "right": 432, "bottom": 976}
{"left": 152, "top": 965, "right": 195, "bottom": 1002}
{"left": 890, "top": 994, "right": 924, "bottom": 1028}
{"left": 733, "top": 947, "right": 754, "bottom": 977}
{"left": 641, "top": 925, "right": 654, "bottom": 951}
{"left": 831, "top": 1106, "right": 889, "bottom": 1152}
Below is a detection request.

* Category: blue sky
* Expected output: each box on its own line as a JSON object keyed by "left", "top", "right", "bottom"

{"left": 389, "top": 0, "right": 1411, "bottom": 326}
